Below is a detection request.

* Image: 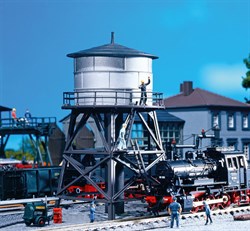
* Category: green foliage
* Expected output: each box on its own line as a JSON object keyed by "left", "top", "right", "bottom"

{"left": 242, "top": 54, "right": 250, "bottom": 103}
{"left": 242, "top": 75, "right": 250, "bottom": 89}
{"left": 5, "top": 136, "right": 45, "bottom": 161}
{"left": 5, "top": 149, "right": 34, "bottom": 161}
{"left": 244, "top": 55, "right": 250, "bottom": 69}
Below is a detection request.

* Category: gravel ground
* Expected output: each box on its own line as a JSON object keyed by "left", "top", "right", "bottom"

{"left": 2, "top": 201, "right": 250, "bottom": 230}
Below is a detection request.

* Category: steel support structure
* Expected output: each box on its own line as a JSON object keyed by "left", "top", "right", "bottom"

{"left": 57, "top": 103, "right": 165, "bottom": 220}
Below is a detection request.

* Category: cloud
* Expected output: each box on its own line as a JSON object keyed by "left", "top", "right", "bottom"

{"left": 200, "top": 63, "right": 246, "bottom": 94}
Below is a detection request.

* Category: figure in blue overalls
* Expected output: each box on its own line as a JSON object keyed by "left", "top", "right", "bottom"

{"left": 139, "top": 76, "right": 150, "bottom": 105}
{"left": 89, "top": 202, "right": 96, "bottom": 223}
{"left": 168, "top": 197, "right": 182, "bottom": 228}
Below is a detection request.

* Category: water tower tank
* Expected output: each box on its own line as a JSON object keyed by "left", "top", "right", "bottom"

{"left": 67, "top": 33, "right": 158, "bottom": 106}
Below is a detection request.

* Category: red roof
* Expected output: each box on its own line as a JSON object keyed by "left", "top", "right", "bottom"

{"left": 164, "top": 88, "right": 250, "bottom": 108}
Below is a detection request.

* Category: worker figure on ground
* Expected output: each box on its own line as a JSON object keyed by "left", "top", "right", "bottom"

{"left": 139, "top": 76, "right": 150, "bottom": 105}
{"left": 168, "top": 197, "right": 182, "bottom": 228}
{"left": 203, "top": 201, "right": 213, "bottom": 225}
{"left": 117, "top": 123, "right": 127, "bottom": 150}
{"left": 89, "top": 201, "right": 96, "bottom": 223}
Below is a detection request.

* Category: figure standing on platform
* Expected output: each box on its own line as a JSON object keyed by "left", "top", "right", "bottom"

{"left": 24, "top": 109, "right": 32, "bottom": 125}
{"left": 117, "top": 123, "right": 127, "bottom": 150}
{"left": 11, "top": 108, "right": 18, "bottom": 127}
{"left": 139, "top": 76, "right": 150, "bottom": 105}
{"left": 24, "top": 109, "right": 32, "bottom": 119}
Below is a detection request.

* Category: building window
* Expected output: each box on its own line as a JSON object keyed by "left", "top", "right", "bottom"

{"left": 242, "top": 139, "right": 250, "bottom": 161}
{"left": 227, "top": 113, "right": 236, "bottom": 130}
{"left": 132, "top": 122, "right": 182, "bottom": 148}
{"left": 227, "top": 138, "right": 238, "bottom": 150}
{"left": 132, "top": 123, "right": 144, "bottom": 145}
{"left": 159, "top": 123, "right": 182, "bottom": 145}
{"left": 244, "top": 144, "right": 249, "bottom": 160}
{"left": 212, "top": 112, "right": 220, "bottom": 129}
{"left": 242, "top": 113, "right": 249, "bottom": 130}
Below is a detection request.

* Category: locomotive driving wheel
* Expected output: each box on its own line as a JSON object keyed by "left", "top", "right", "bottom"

{"left": 221, "top": 193, "right": 231, "bottom": 208}
{"left": 191, "top": 198, "right": 200, "bottom": 213}
{"left": 206, "top": 195, "right": 216, "bottom": 210}
{"left": 216, "top": 193, "right": 231, "bottom": 209}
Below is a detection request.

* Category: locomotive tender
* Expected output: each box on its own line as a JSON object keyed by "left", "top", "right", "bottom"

{"left": 145, "top": 146, "right": 250, "bottom": 213}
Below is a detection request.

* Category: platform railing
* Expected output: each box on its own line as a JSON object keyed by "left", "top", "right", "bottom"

{"left": 0, "top": 117, "right": 57, "bottom": 128}
{"left": 63, "top": 89, "right": 164, "bottom": 107}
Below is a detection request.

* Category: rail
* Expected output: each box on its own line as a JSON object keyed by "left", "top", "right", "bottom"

{"left": 29, "top": 204, "right": 250, "bottom": 231}
{"left": 63, "top": 89, "right": 164, "bottom": 107}
{"left": 0, "top": 117, "right": 57, "bottom": 129}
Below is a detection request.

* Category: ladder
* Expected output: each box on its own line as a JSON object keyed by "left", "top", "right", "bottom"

{"left": 124, "top": 108, "right": 136, "bottom": 145}
{"left": 130, "top": 139, "right": 151, "bottom": 194}
{"left": 114, "top": 108, "right": 135, "bottom": 151}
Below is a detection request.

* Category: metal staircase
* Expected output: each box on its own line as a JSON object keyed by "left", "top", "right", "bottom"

{"left": 130, "top": 139, "right": 151, "bottom": 194}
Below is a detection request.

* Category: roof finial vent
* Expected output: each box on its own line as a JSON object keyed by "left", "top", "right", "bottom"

{"left": 111, "top": 32, "right": 114, "bottom": 44}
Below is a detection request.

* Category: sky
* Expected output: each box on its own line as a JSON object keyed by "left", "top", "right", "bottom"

{"left": 1, "top": 0, "right": 250, "bottom": 126}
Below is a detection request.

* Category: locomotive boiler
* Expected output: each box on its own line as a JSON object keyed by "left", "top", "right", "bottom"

{"left": 156, "top": 158, "right": 217, "bottom": 187}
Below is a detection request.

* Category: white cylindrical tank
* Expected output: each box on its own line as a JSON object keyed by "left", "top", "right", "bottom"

{"left": 67, "top": 33, "right": 158, "bottom": 106}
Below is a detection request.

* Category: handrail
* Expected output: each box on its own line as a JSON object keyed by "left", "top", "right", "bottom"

{"left": 0, "top": 117, "right": 56, "bottom": 129}
{"left": 63, "top": 89, "right": 164, "bottom": 107}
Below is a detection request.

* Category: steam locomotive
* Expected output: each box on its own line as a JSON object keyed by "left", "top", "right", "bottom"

{"left": 145, "top": 147, "right": 250, "bottom": 213}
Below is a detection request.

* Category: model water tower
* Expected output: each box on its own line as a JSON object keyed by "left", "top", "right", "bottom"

{"left": 57, "top": 33, "right": 165, "bottom": 220}
{"left": 67, "top": 32, "right": 157, "bottom": 106}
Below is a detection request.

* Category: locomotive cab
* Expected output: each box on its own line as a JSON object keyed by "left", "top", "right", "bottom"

{"left": 223, "top": 152, "right": 248, "bottom": 188}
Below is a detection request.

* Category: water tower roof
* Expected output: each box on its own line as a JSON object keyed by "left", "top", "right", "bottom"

{"left": 67, "top": 33, "right": 158, "bottom": 59}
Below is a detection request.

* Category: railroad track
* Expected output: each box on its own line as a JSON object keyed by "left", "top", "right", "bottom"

{"left": 0, "top": 212, "right": 24, "bottom": 229}
{"left": 0, "top": 197, "right": 87, "bottom": 213}
{"left": 35, "top": 205, "right": 250, "bottom": 231}
{"left": 1, "top": 202, "right": 250, "bottom": 230}
{"left": 0, "top": 198, "right": 85, "bottom": 229}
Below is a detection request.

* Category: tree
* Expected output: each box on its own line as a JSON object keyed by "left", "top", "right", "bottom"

{"left": 5, "top": 136, "right": 41, "bottom": 161}
{"left": 242, "top": 54, "right": 250, "bottom": 103}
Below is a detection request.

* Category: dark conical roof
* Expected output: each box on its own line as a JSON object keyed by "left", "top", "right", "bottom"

{"left": 67, "top": 33, "right": 158, "bottom": 59}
